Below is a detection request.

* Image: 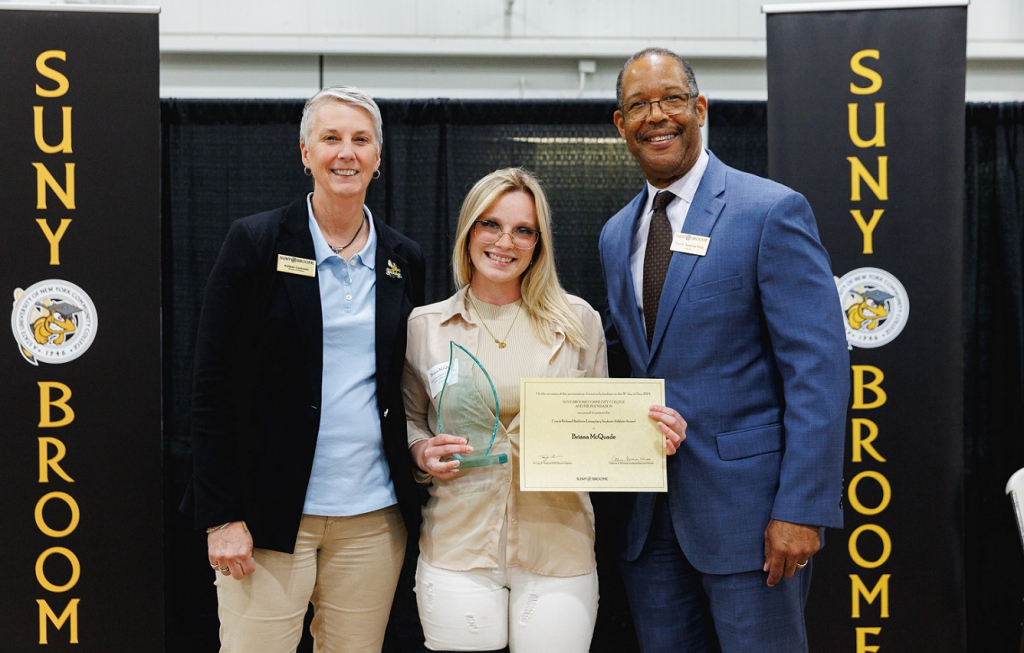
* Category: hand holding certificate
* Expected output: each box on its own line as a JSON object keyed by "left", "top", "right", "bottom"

{"left": 519, "top": 378, "right": 668, "bottom": 492}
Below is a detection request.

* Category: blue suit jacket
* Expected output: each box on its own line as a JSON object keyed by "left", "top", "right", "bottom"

{"left": 599, "top": 152, "right": 849, "bottom": 574}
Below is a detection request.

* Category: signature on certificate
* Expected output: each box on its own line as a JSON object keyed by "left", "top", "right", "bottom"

{"left": 609, "top": 455, "right": 653, "bottom": 465}
{"left": 537, "top": 454, "right": 572, "bottom": 465}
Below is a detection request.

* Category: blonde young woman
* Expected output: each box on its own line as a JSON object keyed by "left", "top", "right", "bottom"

{"left": 402, "top": 168, "right": 685, "bottom": 652}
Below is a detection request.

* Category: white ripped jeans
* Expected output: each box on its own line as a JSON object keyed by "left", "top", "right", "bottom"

{"left": 414, "top": 559, "right": 598, "bottom": 652}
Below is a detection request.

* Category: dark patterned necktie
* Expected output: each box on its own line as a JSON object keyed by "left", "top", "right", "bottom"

{"left": 643, "top": 190, "right": 675, "bottom": 345}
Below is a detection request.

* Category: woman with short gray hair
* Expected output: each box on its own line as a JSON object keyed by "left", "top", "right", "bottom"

{"left": 184, "top": 85, "right": 425, "bottom": 652}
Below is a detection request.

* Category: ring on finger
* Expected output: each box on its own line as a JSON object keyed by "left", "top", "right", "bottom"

{"left": 210, "top": 562, "right": 219, "bottom": 568}
{"left": 219, "top": 567, "right": 231, "bottom": 574}
{"left": 796, "top": 560, "right": 808, "bottom": 569}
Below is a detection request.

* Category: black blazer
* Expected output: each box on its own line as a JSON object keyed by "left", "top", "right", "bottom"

{"left": 181, "top": 197, "right": 426, "bottom": 553}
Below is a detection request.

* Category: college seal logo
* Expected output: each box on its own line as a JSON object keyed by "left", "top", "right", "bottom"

{"left": 836, "top": 267, "right": 909, "bottom": 349}
{"left": 11, "top": 279, "right": 98, "bottom": 366}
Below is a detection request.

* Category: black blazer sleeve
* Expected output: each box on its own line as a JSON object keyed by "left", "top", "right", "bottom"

{"left": 188, "top": 216, "right": 271, "bottom": 529}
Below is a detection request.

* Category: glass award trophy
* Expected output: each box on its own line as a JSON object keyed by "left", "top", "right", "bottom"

{"left": 437, "top": 341, "right": 509, "bottom": 468}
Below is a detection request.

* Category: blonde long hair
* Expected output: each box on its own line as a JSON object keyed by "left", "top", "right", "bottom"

{"left": 452, "top": 168, "right": 588, "bottom": 349}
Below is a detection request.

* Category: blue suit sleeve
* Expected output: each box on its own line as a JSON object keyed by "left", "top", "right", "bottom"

{"left": 599, "top": 223, "right": 634, "bottom": 380}
{"left": 757, "top": 191, "right": 850, "bottom": 529}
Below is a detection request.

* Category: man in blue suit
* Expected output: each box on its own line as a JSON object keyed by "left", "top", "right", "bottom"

{"left": 599, "top": 48, "right": 850, "bottom": 652}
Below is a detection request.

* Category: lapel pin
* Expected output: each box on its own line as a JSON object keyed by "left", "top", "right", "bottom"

{"left": 386, "top": 260, "right": 402, "bottom": 279}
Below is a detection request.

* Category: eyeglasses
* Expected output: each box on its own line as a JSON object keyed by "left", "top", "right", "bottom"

{"left": 621, "top": 92, "right": 698, "bottom": 121}
{"left": 472, "top": 220, "right": 541, "bottom": 249}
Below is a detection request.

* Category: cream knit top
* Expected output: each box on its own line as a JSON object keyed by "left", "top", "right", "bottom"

{"left": 467, "top": 290, "right": 549, "bottom": 429}
{"left": 402, "top": 286, "right": 608, "bottom": 576}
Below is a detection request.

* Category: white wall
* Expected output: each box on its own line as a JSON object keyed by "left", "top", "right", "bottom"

{"left": 9, "top": 0, "right": 1023, "bottom": 100}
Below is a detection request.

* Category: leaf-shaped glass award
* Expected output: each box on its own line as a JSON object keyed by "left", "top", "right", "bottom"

{"left": 436, "top": 341, "right": 509, "bottom": 468}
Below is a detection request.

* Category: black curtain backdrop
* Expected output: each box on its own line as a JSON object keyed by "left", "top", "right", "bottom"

{"left": 162, "top": 99, "right": 1019, "bottom": 652}
{"left": 964, "top": 102, "right": 1024, "bottom": 653}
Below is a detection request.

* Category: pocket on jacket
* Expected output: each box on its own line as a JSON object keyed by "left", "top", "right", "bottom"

{"left": 716, "top": 423, "right": 783, "bottom": 460}
{"left": 567, "top": 368, "right": 587, "bottom": 378}
{"left": 688, "top": 275, "right": 742, "bottom": 302}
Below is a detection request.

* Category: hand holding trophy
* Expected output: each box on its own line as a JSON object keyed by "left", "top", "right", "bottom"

{"left": 437, "top": 341, "right": 509, "bottom": 469}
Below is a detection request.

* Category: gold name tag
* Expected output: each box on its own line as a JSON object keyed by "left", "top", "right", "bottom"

{"left": 670, "top": 233, "right": 710, "bottom": 256}
{"left": 277, "top": 254, "right": 317, "bottom": 277}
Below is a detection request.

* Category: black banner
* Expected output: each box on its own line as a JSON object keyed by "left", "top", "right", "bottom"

{"left": 0, "top": 6, "right": 162, "bottom": 650}
{"left": 766, "top": 2, "right": 966, "bottom": 651}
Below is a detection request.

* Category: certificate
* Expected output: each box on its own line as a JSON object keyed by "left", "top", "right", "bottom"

{"left": 519, "top": 378, "right": 667, "bottom": 492}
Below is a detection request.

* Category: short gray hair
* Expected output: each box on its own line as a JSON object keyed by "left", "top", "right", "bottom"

{"left": 616, "top": 47, "right": 699, "bottom": 108}
{"left": 299, "top": 85, "right": 383, "bottom": 150}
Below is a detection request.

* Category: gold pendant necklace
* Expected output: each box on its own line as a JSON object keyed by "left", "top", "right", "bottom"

{"left": 468, "top": 292, "right": 522, "bottom": 349}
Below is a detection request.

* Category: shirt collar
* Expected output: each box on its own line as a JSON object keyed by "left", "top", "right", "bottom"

{"left": 641, "top": 147, "right": 710, "bottom": 216}
{"left": 306, "top": 192, "right": 377, "bottom": 269}
{"left": 437, "top": 286, "right": 476, "bottom": 326}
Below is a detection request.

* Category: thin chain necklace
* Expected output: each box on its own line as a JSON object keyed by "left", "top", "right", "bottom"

{"left": 327, "top": 214, "right": 366, "bottom": 255}
{"left": 467, "top": 292, "right": 522, "bottom": 349}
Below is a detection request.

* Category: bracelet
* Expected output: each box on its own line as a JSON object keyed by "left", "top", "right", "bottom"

{"left": 205, "top": 520, "right": 248, "bottom": 534}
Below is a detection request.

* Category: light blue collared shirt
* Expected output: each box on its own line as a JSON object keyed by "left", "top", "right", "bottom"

{"left": 302, "top": 194, "right": 397, "bottom": 516}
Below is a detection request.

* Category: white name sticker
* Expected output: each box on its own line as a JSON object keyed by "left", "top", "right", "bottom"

{"left": 671, "top": 233, "right": 711, "bottom": 256}
{"left": 428, "top": 358, "right": 459, "bottom": 398}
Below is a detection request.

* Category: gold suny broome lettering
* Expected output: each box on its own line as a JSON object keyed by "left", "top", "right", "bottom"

{"left": 847, "top": 51, "right": 890, "bottom": 646}
{"left": 849, "top": 361, "right": 891, "bottom": 649}
{"left": 33, "top": 51, "right": 80, "bottom": 645}
{"left": 33, "top": 50, "right": 73, "bottom": 263}
{"left": 847, "top": 49, "right": 887, "bottom": 256}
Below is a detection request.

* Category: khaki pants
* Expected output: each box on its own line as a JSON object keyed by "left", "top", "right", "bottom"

{"left": 216, "top": 506, "right": 406, "bottom": 653}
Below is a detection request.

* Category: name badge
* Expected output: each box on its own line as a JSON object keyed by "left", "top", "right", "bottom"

{"left": 671, "top": 233, "right": 710, "bottom": 256}
{"left": 277, "top": 254, "right": 317, "bottom": 277}
{"left": 428, "top": 359, "right": 459, "bottom": 398}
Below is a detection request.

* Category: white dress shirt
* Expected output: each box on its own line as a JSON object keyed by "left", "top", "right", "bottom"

{"left": 630, "top": 148, "right": 710, "bottom": 311}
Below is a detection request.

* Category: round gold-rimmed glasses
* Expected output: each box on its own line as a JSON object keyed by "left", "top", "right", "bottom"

{"left": 472, "top": 220, "right": 540, "bottom": 249}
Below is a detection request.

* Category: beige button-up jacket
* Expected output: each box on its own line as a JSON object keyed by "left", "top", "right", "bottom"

{"left": 402, "top": 287, "right": 608, "bottom": 576}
